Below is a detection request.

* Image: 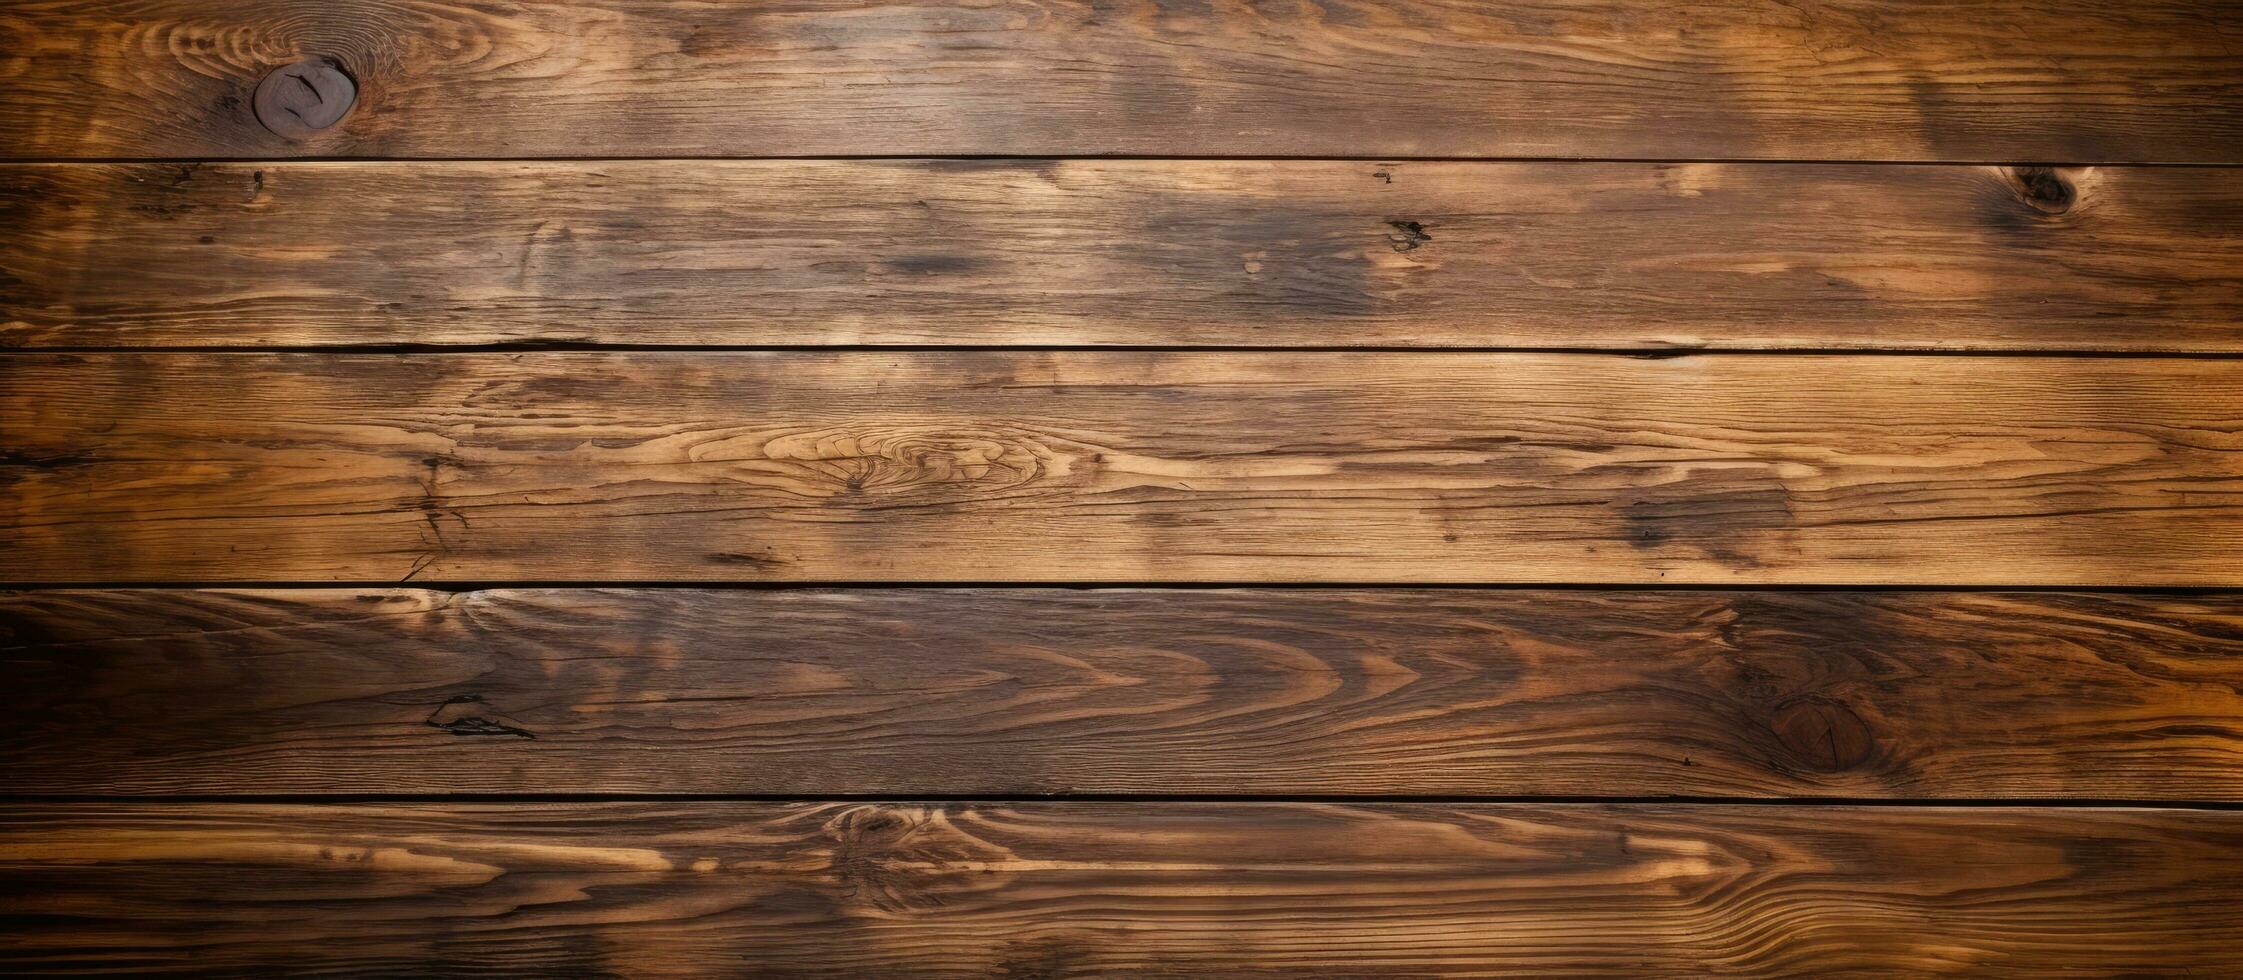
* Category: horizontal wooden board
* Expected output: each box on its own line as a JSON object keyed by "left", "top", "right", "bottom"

{"left": 3, "top": 802, "right": 2239, "bottom": 975}
{"left": 7, "top": 352, "right": 2241, "bottom": 584}
{"left": 7, "top": 161, "right": 2243, "bottom": 350}
{"left": 3, "top": 1, "right": 2241, "bottom": 161}
{"left": 5, "top": 588, "right": 2240, "bottom": 798}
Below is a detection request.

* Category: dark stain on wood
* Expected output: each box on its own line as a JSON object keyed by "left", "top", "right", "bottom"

{"left": 1384, "top": 218, "right": 1432, "bottom": 251}
{"left": 1618, "top": 474, "right": 1795, "bottom": 569}
{"left": 5, "top": 589, "right": 2238, "bottom": 798}
{"left": 0, "top": 449, "right": 97, "bottom": 472}
{"left": 705, "top": 551, "right": 790, "bottom": 568}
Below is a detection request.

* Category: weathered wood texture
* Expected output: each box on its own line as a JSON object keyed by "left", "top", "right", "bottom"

{"left": 7, "top": 352, "right": 2241, "bottom": 584}
{"left": 7, "top": 161, "right": 2242, "bottom": 350}
{"left": 4, "top": 1, "right": 2241, "bottom": 162}
{"left": 6, "top": 588, "right": 2241, "bottom": 798}
{"left": 4, "top": 802, "right": 2240, "bottom": 975}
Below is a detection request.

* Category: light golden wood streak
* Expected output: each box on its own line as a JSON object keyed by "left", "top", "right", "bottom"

{"left": 3, "top": 803, "right": 2239, "bottom": 975}
{"left": 2, "top": 1, "right": 2240, "bottom": 161}
{"left": 5, "top": 352, "right": 2240, "bottom": 584}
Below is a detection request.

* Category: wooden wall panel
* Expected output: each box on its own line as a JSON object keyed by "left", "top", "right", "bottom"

{"left": 7, "top": 352, "right": 2240, "bottom": 584}
{"left": 5, "top": 588, "right": 2240, "bottom": 798}
{"left": 7, "top": 161, "right": 2242, "bottom": 351}
{"left": 4, "top": 802, "right": 2240, "bottom": 975}
{"left": 5, "top": 0, "right": 2238, "bottom": 971}
{"left": 4, "top": 1, "right": 2240, "bottom": 162}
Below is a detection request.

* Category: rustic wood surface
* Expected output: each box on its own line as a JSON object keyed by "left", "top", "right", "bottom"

{"left": 5, "top": 588, "right": 2240, "bottom": 798}
{"left": 4, "top": 1, "right": 2241, "bottom": 162}
{"left": 8, "top": 0, "right": 2240, "bottom": 970}
{"left": 7, "top": 161, "right": 2242, "bottom": 350}
{"left": 7, "top": 352, "right": 2239, "bottom": 584}
{"left": 4, "top": 802, "right": 2239, "bottom": 975}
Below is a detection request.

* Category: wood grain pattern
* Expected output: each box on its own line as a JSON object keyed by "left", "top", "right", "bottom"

{"left": 4, "top": 1, "right": 2241, "bottom": 161}
{"left": 7, "top": 1, "right": 2238, "bottom": 973}
{"left": 7, "top": 352, "right": 2241, "bottom": 585}
{"left": 7, "top": 161, "right": 2243, "bottom": 350}
{"left": 4, "top": 802, "right": 2240, "bottom": 975}
{"left": 6, "top": 588, "right": 2241, "bottom": 798}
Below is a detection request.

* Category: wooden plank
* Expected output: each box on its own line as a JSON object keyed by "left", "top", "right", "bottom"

{"left": 8, "top": 161, "right": 2243, "bottom": 351}
{"left": 3, "top": 1, "right": 2240, "bottom": 162}
{"left": 7, "top": 352, "right": 2240, "bottom": 584}
{"left": 5, "top": 588, "right": 2240, "bottom": 798}
{"left": 3, "top": 802, "right": 2238, "bottom": 975}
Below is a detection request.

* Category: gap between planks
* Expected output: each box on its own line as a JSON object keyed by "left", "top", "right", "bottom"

{"left": 3, "top": 795, "right": 2241, "bottom": 809}
{"left": 9, "top": 346, "right": 2243, "bottom": 358}
{"left": 7, "top": 583, "right": 2242, "bottom": 593}
{"left": 7, "top": 157, "right": 2243, "bottom": 167}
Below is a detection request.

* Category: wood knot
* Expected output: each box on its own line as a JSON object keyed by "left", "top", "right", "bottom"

{"left": 757, "top": 427, "right": 1055, "bottom": 495}
{"left": 1617, "top": 473, "right": 1794, "bottom": 570}
{"left": 822, "top": 806, "right": 1014, "bottom": 914}
{"left": 1384, "top": 219, "right": 1432, "bottom": 252}
{"left": 2000, "top": 167, "right": 2076, "bottom": 215}
{"left": 1769, "top": 697, "right": 1874, "bottom": 771}
{"left": 254, "top": 58, "right": 357, "bottom": 139}
{"left": 424, "top": 695, "right": 535, "bottom": 739}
